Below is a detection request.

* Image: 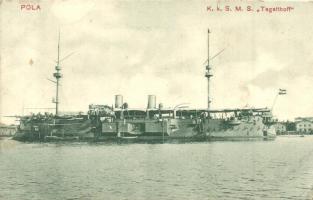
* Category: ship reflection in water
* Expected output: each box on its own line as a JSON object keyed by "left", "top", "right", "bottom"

{"left": 1, "top": 136, "right": 313, "bottom": 200}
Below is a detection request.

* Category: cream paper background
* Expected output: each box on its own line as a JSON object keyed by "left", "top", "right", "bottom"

{"left": 0, "top": 0, "right": 312, "bottom": 124}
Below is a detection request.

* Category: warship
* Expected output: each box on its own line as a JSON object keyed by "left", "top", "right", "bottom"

{"left": 13, "top": 30, "right": 277, "bottom": 142}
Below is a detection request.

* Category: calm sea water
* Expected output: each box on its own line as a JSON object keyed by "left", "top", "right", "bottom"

{"left": 1, "top": 136, "right": 313, "bottom": 200}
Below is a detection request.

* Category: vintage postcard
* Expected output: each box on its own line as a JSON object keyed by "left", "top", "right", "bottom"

{"left": 1, "top": 0, "right": 313, "bottom": 199}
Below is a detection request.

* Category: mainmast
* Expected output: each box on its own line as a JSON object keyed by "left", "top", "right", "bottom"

{"left": 205, "top": 29, "right": 212, "bottom": 110}
{"left": 53, "top": 31, "right": 62, "bottom": 116}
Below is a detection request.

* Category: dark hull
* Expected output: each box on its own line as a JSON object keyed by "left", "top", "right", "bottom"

{"left": 14, "top": 131, "right": 275, "bottom": 143}
{"left": 14, "top": 115, "right": 276, "bottom": 142}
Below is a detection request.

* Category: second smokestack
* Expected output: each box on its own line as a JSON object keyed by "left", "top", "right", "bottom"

{"left": 147, "top": 95, "right": 156, "bottom": 109}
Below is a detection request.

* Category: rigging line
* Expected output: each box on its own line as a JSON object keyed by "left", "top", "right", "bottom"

{"left": 203, "top": 48, "right": 226, "bottom": 65}
{"left": 58, "top": 52, "right": 75, "bottom": 63}
{"left": 271, "top": 93, "right": 279, "bottom": 111}
{"left": 59, "top": 84, "right": 71, "bottom": 112}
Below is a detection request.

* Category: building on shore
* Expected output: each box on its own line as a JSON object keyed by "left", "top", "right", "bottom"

{"left": 0, "top": 123, "right": 17, "bottom": 137}
{"left": 295, "top": 117, "right": 313, "bottom": 134}
{"left": 273, "top": 122, "right": 287, "bottom": 134}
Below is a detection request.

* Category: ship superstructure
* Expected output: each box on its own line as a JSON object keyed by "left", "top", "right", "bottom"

{"left": 87, "top": 94, "right": 276, "bottom": 141}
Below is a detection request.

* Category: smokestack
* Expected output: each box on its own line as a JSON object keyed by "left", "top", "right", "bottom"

{"left": 147, "top": 95, "right": 156, "bottom": 109}
{"left": 114, "top": 95, "right": 123, "bottom": 108}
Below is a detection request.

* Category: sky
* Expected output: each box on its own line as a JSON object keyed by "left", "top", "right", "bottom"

{"left": 1, "top": 0, "right": 313, "bottom": 124}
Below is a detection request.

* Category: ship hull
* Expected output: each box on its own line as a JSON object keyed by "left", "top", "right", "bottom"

{"left": 13, "top": 117, "right": 94, "bottom": 142}
{"left": 14, "top": 115, "right": 276, "bottom": 142}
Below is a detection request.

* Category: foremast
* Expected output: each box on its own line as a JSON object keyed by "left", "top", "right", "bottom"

{"left": 53, "top": 32, "right": 62, "bottom": 116}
